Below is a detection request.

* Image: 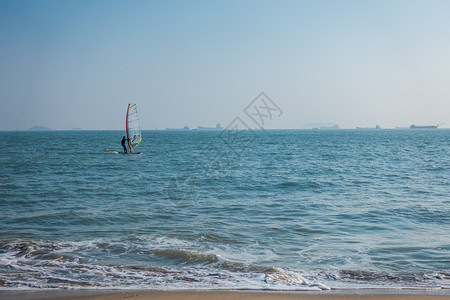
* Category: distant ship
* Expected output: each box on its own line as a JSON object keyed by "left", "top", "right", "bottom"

{"left": 356, "top": 125, "right": 381, "bottom": 130}
{"left": 197, "top": 123, "right": 223, "bottom": 130}
{"left": 166, "top": 126, "right": 190, "bottom": 131}
{"left": 410, "top": 123, "right": 444, "bottom": 129}
{"left": 319, "top": 124, "right": 339, "bottom": 130}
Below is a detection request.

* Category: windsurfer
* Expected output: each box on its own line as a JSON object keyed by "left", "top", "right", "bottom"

{"left": 121, "top": 136, "right": 129, "bottom": 153}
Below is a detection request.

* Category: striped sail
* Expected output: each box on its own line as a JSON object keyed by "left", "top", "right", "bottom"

{"left": 126, "top": 103, "right": 142, "bottom": 152}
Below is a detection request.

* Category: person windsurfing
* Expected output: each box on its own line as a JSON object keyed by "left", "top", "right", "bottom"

{"left": 121, "top": 136, "right": 129, "bottom": 153}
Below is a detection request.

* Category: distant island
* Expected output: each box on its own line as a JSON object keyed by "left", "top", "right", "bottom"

{"left": 27, "top": 126, "right": 51, "bottom": 131}
{"left": 71, "top": 127, "right": 82, "bottom": 131}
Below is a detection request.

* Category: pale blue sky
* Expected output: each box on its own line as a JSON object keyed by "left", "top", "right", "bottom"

{"left": 1, "top": 0, "right": 449, "bottom": 130}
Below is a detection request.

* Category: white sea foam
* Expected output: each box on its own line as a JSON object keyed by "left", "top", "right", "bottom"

{"left": 2, "top": 239, "right": 449, "bottom": 291}
{"left": 0, "top": 239, "right": 330, "bottom": 290}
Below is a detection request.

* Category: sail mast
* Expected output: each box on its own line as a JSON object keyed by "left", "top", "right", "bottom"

{"left": 126, "top": 104, "right": 131, "bottom": 152}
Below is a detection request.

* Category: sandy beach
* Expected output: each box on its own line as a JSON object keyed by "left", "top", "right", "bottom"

{"left": 69, "top": 291, "right": 450, "bottom": 300}
{"left": 2, "top": 290, "right": 450, "bottom": 300}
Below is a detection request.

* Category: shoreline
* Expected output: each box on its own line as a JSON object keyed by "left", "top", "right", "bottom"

{"left": 1, "top": 289, "right": 450, "bottom": 300}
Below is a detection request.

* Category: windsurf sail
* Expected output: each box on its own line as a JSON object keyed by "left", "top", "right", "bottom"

{"left": 126, "top": 103, "right": 142, "bottom": 153}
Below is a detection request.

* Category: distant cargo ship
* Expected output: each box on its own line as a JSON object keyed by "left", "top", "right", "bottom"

{"left": 166, "top": 126, "right": 190, "bottom": 131}
{"left": 410, "top": 123, "right": 444, "bottom": 129}
{"left": 356, "top": 125, "right": 381, "bottom": 130}
{"left": 197, "top": 123, "right": 223, "bottom": 130}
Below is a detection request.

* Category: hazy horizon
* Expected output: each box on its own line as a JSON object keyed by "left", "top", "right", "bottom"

{"left": 1, "top": 0, "right": 450, "bottom": 131}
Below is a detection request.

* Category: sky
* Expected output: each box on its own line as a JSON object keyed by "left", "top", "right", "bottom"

{"left": 1, "top": 0, "right": 450, "bottom": 130}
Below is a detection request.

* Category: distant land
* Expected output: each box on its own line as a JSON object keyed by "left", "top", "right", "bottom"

{"left": 71, "top": 127, "right": 82, "bottom": 131}
{"left": 27, "top": 126, "right": 51, "bottom": 131}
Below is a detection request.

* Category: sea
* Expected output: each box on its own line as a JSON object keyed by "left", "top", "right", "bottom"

{"left": 0, "top": 129, "right": 449, "bottom": 292}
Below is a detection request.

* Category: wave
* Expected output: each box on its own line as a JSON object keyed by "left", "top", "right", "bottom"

{"left": 153, "top": 249, "right": 219, "bottom": 264}
{"left": 0, "top": 239, "right": 329, "bottom": 290}
{"left": 1, "top": 239, "right": 449, "bottom": 291}
{"left": 0, "top": 239, "right": 332, "bottom": 290}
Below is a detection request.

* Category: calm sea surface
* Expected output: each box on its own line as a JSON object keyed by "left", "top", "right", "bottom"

{"left": 0, "top": 130, "right": 449, "bottom": 291}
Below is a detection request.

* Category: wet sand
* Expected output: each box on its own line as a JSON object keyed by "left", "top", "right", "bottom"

{"left": 1, "top": 290, "right": 450, "bottom": 300}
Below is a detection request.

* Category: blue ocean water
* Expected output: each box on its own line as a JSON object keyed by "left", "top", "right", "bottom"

{"left": 0, "top": 129, "right": 449, "bottom": 291}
